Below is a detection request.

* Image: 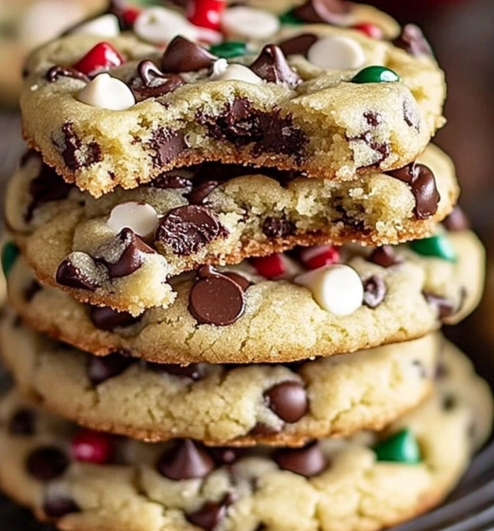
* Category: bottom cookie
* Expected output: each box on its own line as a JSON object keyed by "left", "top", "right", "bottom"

{"left": 0, "top": 341, "right": 491, "bottom": 531}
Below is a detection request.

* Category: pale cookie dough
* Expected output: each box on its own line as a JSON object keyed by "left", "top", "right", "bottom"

{"left": 5, "top": 145, "right": 459, "bottom": 313}
{"left": 20, "top": 0, "right": 445, "bottom": 196}
{"left": 5, "top": 229, "right": 484, "bottom": 363}
{"left": 0, "top": 341, "right": 491, "bottom": 531}
{"left": 0, "top": 312, "right": 439, "bottom": 445}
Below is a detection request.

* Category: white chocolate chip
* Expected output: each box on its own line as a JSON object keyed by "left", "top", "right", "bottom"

{"left": 308, "top": 36, "right": 365, "bottom": 70}
{"left": 69, "top": 14, "right": 120, "bottom": 38}
{"left": 222, "top": 6, "right": 279, "bottom": 40}
{"left": 77, "top": 74, "right": 136, "bottom": 111}
{"left": 294, "top": 264, "right": 364, "bottom": 316}
{"left": 108, "top": 202, "right": 159, "bottom": 237}
{"left": 211, "top": 61, "right": 262, "bottom": 84}
{"left": 134, "top": 7, "right": 198, "bottom": 44}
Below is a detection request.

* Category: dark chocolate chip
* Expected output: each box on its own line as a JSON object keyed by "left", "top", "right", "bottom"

{"left": 403, "top": 100, "right": 420, "bottom": 130}
{"left": 42, "top": 495, "right": 80, "bottom": 518}
{"left": 442, "top": 394, "right": 457, "bottom": 411}
{"left": 89, "top": 306, "right": 140, "bottom": 331}
{"left": 23, "top": 281, "right": 42, "bottom": 302}
{"left": 87, "top": 353, "right": 134, "bottom": 386}
{"left": 186, "top": 496, "right": 232, "bottom": 531}
{"left": 367, "top": 246, "right": 403, "bottom": 268}
{"left": 262, "top": 217, "right": 296, "bottom": 239}
{"left": 250, "top": 45, "right": 301, "bottom": 88}
{"left": 187, "top": 181, "right": 221, "bottom": 205}
{"left": 348, "top": 131, "right": 390, "bottom": 167}
{"left": 248, "top": 423, "right": 282, "bottom": 436}
{"left": 443, "top": 206, "right": 470, "bottom": 232}
{"left": 150, "top": 172, "right": 192, "bottom": 190}
{"left": 393, "top": 24, "right": 433, "bottom": 57}
{"left": 157, "top": 206, "right": 228, "bottom": 256}
{"left": 423, "top": 292, "right": 455, "bottom": 320}
{"left": 106, "top": 0, "right": 133, "bottom": 30}
{"left": 46, "top": 66, "right": 89, "bottom": 83}
{"left": 363, "top": 275, "right": 386, "bottom": 309}
{"left": 274, "top": 442, "right": 327, "bottom": 477}
{"left": 132, "top": 60, "right": 184, "bottom": 101}
{"left": 387, "top": 163, "right": 440, "bottom": 220}
{"left": 9, "top": 408, "right": 35, "bottom": 436}
{"left": 157, "top": 440, "right": 215, "bottom": 480}
{"left": 188, "top": 266, "right": 246, "bottom": 326}
{"left": 59, "top": 123, "right": 101, "bottom": 171}
{"left": 26, "top": 447, "right": 69, "bottom": 482}
{"left": 223, "top": 272, "right": 251, "bottom": 292}
{"left": 278, "top": 33, "right": 318, "bottom": 57}
{"left": 56, "top": 258, "right": 99, "bottom": 291}
{"left": 264, "top": 381, "right": 308, "bottom": 423}
{"left": 161, "top": 36, "right": 217, "bottom": 73}
{"left": 363, "top": 111, "right": 383, "bottom": 127}
{"left": 146, "top": 363, "right": 202, "bottom": 380}
{"left": 293, "top": 0, "right": 353, "bottom": 24}
{"left": 150, "top": 128, "right": 188, "bottom": 166}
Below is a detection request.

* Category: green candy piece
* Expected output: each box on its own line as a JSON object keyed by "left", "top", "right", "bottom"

{"left": 1, "top": 242, "right": 20, "bottom": 277}
{"left": 410, "top": 234, "right": 457, "bottom": 262}
{"left": 279, "top": 9, "right": 303, "bottom": 25}
{"left": 210, "top": 41, "right": 247, "bottom": 59}
{"left": 374, "top": 429, "right": 421, "bottom": 464}
{"left": 351, "top": 66, "right": 400, "bottom": 84}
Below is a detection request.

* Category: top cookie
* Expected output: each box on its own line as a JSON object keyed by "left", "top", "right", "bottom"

{"left": 20, "top": 0, "right": 445, "bottom": 196}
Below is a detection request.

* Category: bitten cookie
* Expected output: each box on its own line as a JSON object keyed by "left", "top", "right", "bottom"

{"left": 0, "top": 312, "right": 439, "bottom": 446}
{"left": 0, "top": 341, "right": 491, "bottom": 531}
{"left": 5, "top": 227, "right": 484, "bottom": 363}
{"left": 20, "top": 0, "right": 445, "bottom": 195}
{"left": 5, "top": 145, "right": 459, "bottom": 313}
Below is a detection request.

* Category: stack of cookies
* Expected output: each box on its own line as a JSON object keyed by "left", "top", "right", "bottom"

{"left": 0, "top": 1, "right": 492, "bottom": 530}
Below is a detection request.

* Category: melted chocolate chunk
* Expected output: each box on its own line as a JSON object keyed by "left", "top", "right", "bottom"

{"left": 279, "top": 34, "right": 318, "bottom": 57}
{"left": 189, "top": 266, "right": 246, "bottom": 326}
{"left": 161, "top": 36, "right": 217, "bottom": 73}
{"left": 9, "top": 408, "right": 35, "bottom": 436}
{"left": 363, "top": 275, "right": 386, "bottom": 309}
{"left": 56, "top": 258, "right": 99, "bottom": 291}
{"left": 146, "top": 363, "right": 202, "bottom": 380}
{"left": 423, "top": 292, "right": 455, "bottom": 320}
{"left": 157, "top": 205, "right": 228, "bottom": 256}
{"left": 150, "top": 172, "right": 192, "bottom": 190}
{"left": 368, "top": 246, "right": 403, "bottom": 268}
{"left": 262, "top": 217, "right": 296, "bottom": 239}
{"left": 26, "top": 447, "right": 69, "bottom": 481}
{"left": 224, "top": 272, "right": 251, "bottom": 292}
{"left": 46, "top": 66, "right": 89, "bottom": 83}
{"left": 87, "top": 353, "right": 134, "bottom": 386}
{"left": 387, "top": 163, "right": 440, "bottom": 220}
{"left": 393, "top": 24, "right": 433, "bottom": 57}
{"left": 132, "top": 60, "right": 184, "bottom": 101}
{"left": 43, "top": 495, "right": 81, "bottom": 519}
{"left": 443, "top": 206, "right": 470, "bottom": 232}
{"left": 150, "top": 128, "right": 188, "bottom": 166}
{"left": 59, "top": 123, "right": 101, "bottom": 171}
{"left": 187, "top": 181, "right": 221, "bottom": 205}
{"left": 274, "top": 442, "right": 327, "bottom": 477}
{"left": 89, "top": 306, "right": 140, "bottom": 331}
{"left": 250, "top": 45, "right": 301, "bottom": 87}
{"left": 293, "top": 0, "right": 353, "bottom": 24}
{"left": 157, "top": 440, "right": 215, "bottom": 480}
{"left": 187, "top": 496, "right": 233, "bottom": 531}
{"left": 249, "top": 423, "right": 281, "bottom": 436}
{"left": 264, "top": 382, "right": 308, "bottom": 423}
{"left": 23, "top": 281, "right": 42, "bottom": 302}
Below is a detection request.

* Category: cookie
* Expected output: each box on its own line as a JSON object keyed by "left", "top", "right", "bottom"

{"left": 0, "top": 341, "right": 490, "bottom": 531}
{"left": 5, "top": 145, "right": 459, "bottom": 314}
{"left": 20, "top": 1, "right": 445, "bottom": 196}
{"left": 0, "top": 312, "right": 439, "bottom": 446}
{"left": 5, "top": 228, "right": 484, "bottom": 363}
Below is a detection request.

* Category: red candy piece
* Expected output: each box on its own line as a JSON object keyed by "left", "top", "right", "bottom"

{"left": 74, "top": 42, "right": 125, "bottom": 77}
{"left": 300, "top": 245, "right": 340, "bottom": 270}
{"left": 71, "top": 430, "right": 114, "bottom": 464}
{"left": 122, "top": 6, "right": 141, "bottom": 27}
{"left": 352, "top": 23, "right": 384, "bottom": 40}
{"left": 251, "top": 254, "right": 286, "bottom": 279}
{"left": 187, "top": 0, "right": 226, "bottom": 30}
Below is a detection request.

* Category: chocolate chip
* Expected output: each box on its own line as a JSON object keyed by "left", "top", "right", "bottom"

{"left": 393, "top": 24, "right": 433, "bottom": 57}
{"left": 348, "top": 131, "right": 390, "bottom": 167}
{"left": 100, "top": 229, "right": 155, "bottom": 279}
{"left": 189, "top": 266, "right": 246, "bottom": 326}
{"left": 23, "top": 281, "right": 42, "bottom": 302}
{"left": 42, "top": 495, "right": 80, "bottom": 518}
{"left": 443, "top": 206, "right": 470, "bottom": 232}
{"left": 363, "top": 276, "right": 386, "bottom": 309}
{"left": 186, "top": 496, "right": 232, "bottom": 531}
{"left": 89, "top": 306, "right": 139, "bottom": 331}
{"left": 423, "top": 292, "right": 455, "bottom": 320}
{"left": 187, "top": 181, "right": 221, "bottom": 205}
{"left": 293, "top": 0, "right": 353, "bottom": 24}
{"left": 87, "top": 353, "right": 134, "bottom": 386}
{"left": 387, "top": 163, "right": 440, "bottom": 220}
{"left": 26, "top": 447, "right": 69, "bottom": 481}
{"left": 131, "top": 60, "right": 184, "bottom": 101}
{"left": 250, "top": 45, "right": 301, "bottom": 88}
{"left": 157, "top": 206, "right": 228, "bottom": 256}
{"left": 364, "top": 111, "right": 383, "bottom": 127}
{"left": 146, "top": 363, "right": 202, "bottom": 380}
{"left": 368, "top": 246, "right": 403, "bottom": 268}
{"left": 403, "top": 100, "right": 420, "bottom": 130}
{"left": 56, "top": 257, "right": 99, "bottom": 291}
{"left": 161, "top": 36, "right": 217, "bottom": 73}
{"left": 274, "top": 442, "right": 327, "bottom": 477}
{"left": 223, "top": 272, "right": 251, "bottom": 292}
{"left": 262, "top": 217, "right": 295, "bottom": 239}
{"left": 9, "top": 408, "right": 35, "bottom": 436}
{"left": 46, "top": 66, "right": 89, "bottom": 83}
{"left": 59, "top": 123, "right": 101, "bottom": 171}
{"left": 264, "top": 382, "right": 308, "bottom": 423}
{"left": 248, "top": 423, "right": 281, "bottom": 436}
{"left": 150, "top": 128, "right": 188, "bottom": 166}
{"left": 150, "top": 172, "right": 192, "bottom": 190}
{"left": 442, "top": 394, "right": 457, "bottom": 411}
{"left": 278, "top": 34, "right": 318, "bottom": 57}
{"left": 157, "top": 440, "right": 215, "bottom": 480}
{"left": 106, "top": 0, "right": 133, "bottom": 30}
